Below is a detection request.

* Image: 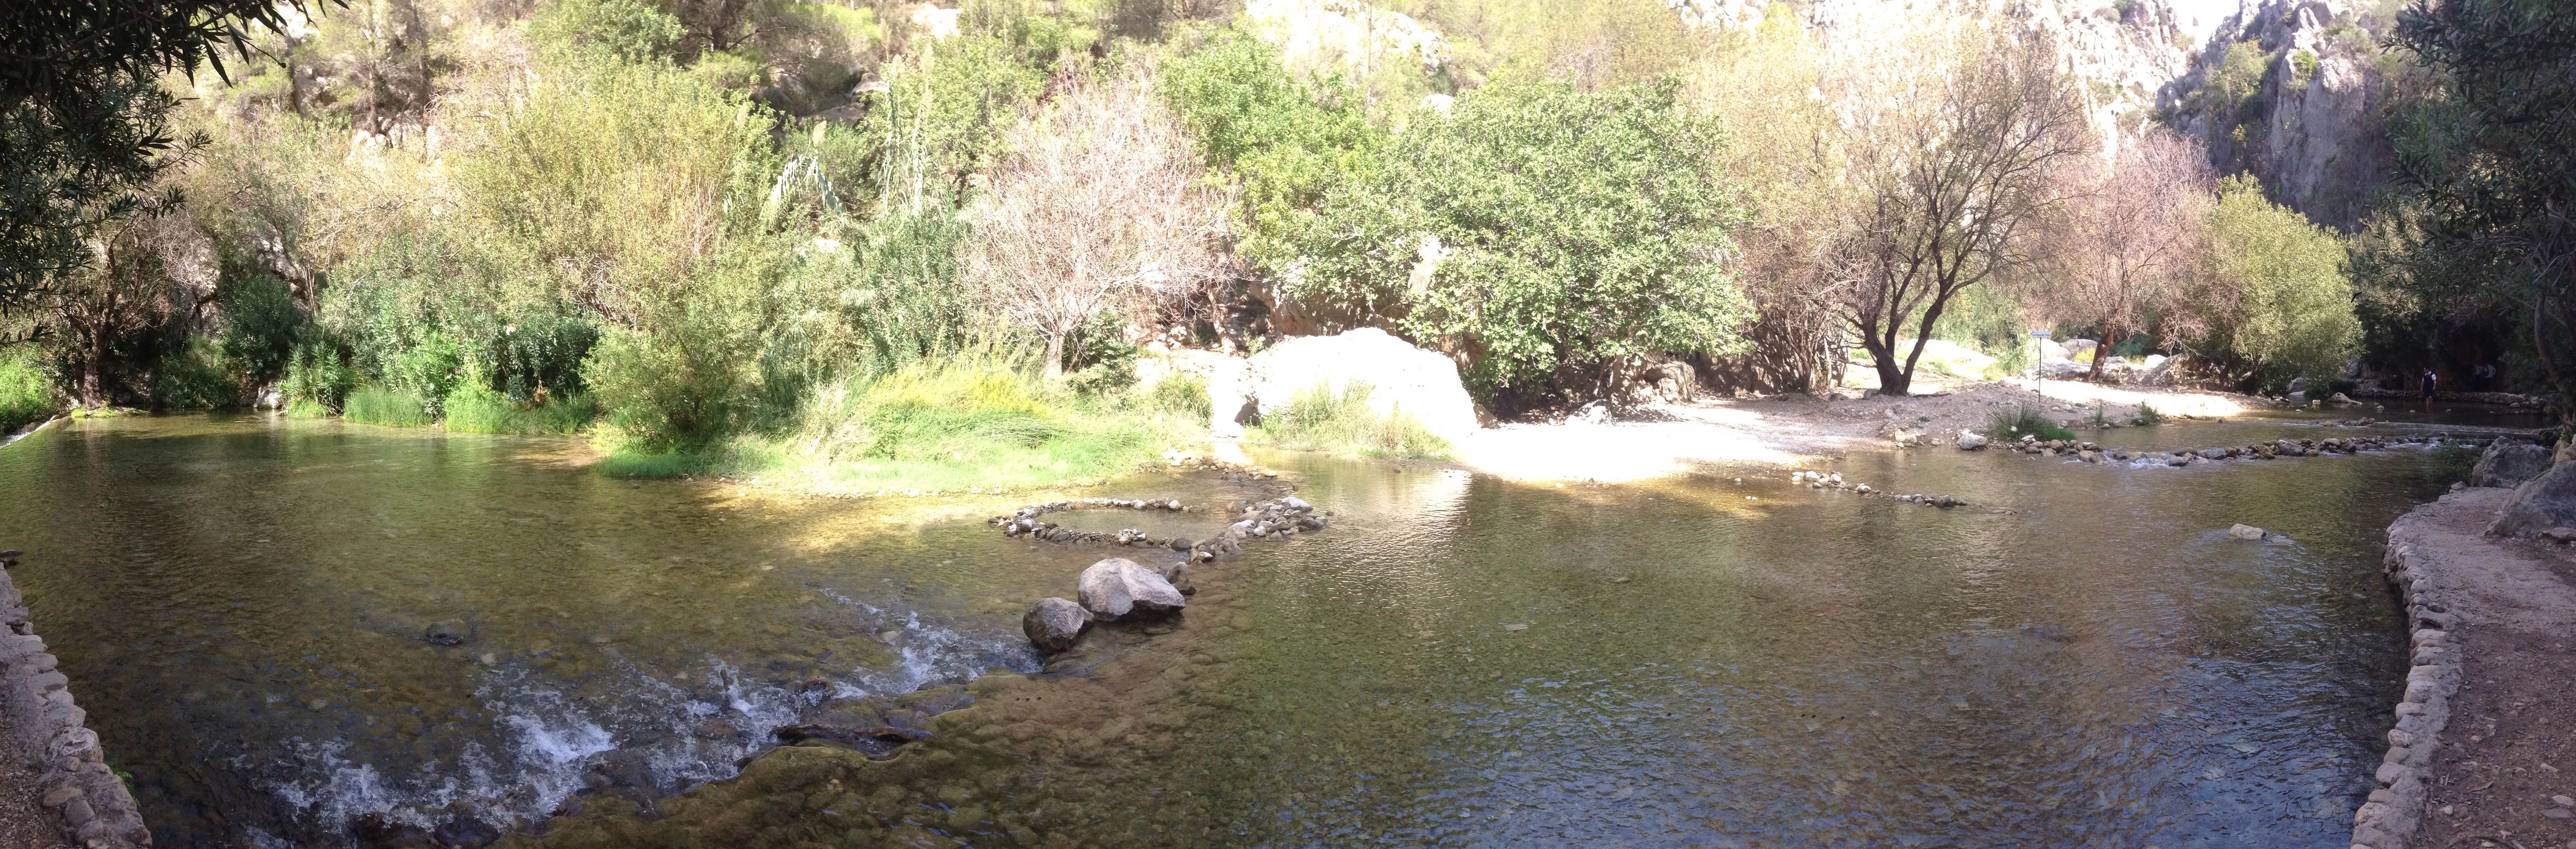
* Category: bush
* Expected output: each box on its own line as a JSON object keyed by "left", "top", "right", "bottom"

{"left": 2199, "top": 175, "right": 2361, "bottom": 388}
{"left": 2133, "top": 401, "right": 2164, "bottom": 425}
{"left": 1138, "top": 374, "right": 1211, "bottom": 419}
{"left": 1986, "top": 404, "right": 2076, "bottom": 441}
{"left": 0, "top": 348, "right": 58, "bottom": 433}
{"left": 217, "top": 273, "right": 304, "bottom": 386}
{"left": 343, "top": 386, "right": 436, "bottom": 427}
{"left": 282, "top": 338, "right": 357, "bottom": 414}
{"left": 528, "top": 0, "right": 684, "bottom": 65}
{"left": 1164, "top": 32, "right": 1384, "bottom": 272}
{"left": 1251, "top": 381, "right": 1453, "bottom": 459}
{"left": 152, "top": 338, "right": 239, "bottom": 409}
{"left": 1292, "top": 77, "right": 1751, "bottom": 402}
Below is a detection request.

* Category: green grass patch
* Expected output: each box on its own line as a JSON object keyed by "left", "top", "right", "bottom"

{"left": 1986, "top": 404, "right": 2076, "bottom": 441}
{"left": 1250, "top": 381, "right": 1453, "bottom": 460}
{"left": 612, "top": 357, "right": 1204, "bottom": 492}
{"left": 343, "top": 386, "right": 436, "bottom": 427}
{"left": 286, "top": 398, "right": 334, "bottom": 418}
{"left": 2133, "top": 401, "right": 2164, "bottom": 426}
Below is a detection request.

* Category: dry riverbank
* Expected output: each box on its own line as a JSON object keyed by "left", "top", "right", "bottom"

{"left": 2371, "top": 487, "right": 2576, "bottom": 849}
{"left": 1452, "top": 379, "right": 2275, "bottom": 482}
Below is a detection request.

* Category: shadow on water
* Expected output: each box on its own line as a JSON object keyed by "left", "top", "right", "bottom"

{"left": 0, "top": 411, "right": 2492, "bottom": 847}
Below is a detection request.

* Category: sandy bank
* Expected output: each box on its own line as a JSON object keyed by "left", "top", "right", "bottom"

{"left": 1452, "top": 379, "right": 2273, "bottom": 482}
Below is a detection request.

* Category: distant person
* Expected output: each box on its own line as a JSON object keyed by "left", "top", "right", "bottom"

{"left": 2422, "top": 367, "right": 2438, "bottom": 412}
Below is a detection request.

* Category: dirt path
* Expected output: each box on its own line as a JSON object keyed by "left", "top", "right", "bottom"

{"left": 2392, "top": 488, "right": 2576, "bottom": 849}
{"left": 1454, "top": 378, "right": 2276, "bottom": 482}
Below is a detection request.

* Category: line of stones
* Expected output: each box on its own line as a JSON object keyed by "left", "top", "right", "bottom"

{"left": 0, "top": 552, "right": 153, "bottom": 848}
{"left": 2348, "top": 530, "right": 2462, "bottom": 848}
{"left": 1988, "top": 433, "right": 2474, "bottom": 465}
{"left": 1783, "top": 470, "right": 1968, "bottom": 509}
{"left": 991, "top": 493, "right": 1330, "bottom": 563}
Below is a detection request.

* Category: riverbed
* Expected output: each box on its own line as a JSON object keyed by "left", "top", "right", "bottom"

{"left": 0, "top": 411, "right": 2532, "bottom": 846}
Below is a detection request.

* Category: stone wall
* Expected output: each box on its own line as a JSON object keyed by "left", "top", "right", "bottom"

{"left": 2348, "top": 503, "right": 2468, "bottom": 848}
{"left": 0, "top": 558, "right": 152, "bottom": 848}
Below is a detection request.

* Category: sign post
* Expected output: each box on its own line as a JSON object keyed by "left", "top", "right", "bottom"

{"left": 2030, "top": 330, "right": 2053, "bottom": 396}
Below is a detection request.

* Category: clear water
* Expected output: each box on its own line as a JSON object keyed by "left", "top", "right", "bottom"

{"left": 0, "top": 411, "right": 2504, "bottom": 847}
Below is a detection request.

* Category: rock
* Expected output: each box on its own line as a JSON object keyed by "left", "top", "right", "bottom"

{"left": 2196, "top": 447, "right": 2228, "bottom": 460}
{"left": 2328, "top": 392, "right": 2358, "bottom": 405}
{"left": 1243, "top": 328, "right": 1481, "bottom": 446}
{"left": 1954, "top": 431, "right": 1990, "bottom": 450}
{"left": 2542, "top": 527, "right": 2576, "bottom": 543}
{"left": 2287, "top": 376, "right": 2310, "bottom": 393}
{"left": 40, "top": 788, "right": 78, "bottom": 807}
{"left": 2228, "top": 524, "right": 2265, "bottom": 540}
{"left": 2492, "top": 461, "right": 2576, "bottom": 538}
{"left": 2469, "top": 440, "right": 2554, "bottom": 488}
{"left": 1021, "top": 598, "right": 1088, "bottom": 653}
{"left": 424, "top": 620, "right": 471, "bottom": 646}
{"left": 1076, "top": 558, "right": 1186, "bottom": 620}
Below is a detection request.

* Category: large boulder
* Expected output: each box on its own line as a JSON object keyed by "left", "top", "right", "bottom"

{"left": 2491, "top": 460, "right": 2576, "bottom": 538}
{"left": 1076, "top": 558, "right": 1186, "bottom": 620}
{"left": 1241, "top": 328, "right": 1480, "bottom": 446}
{"left": 1953, "top": 430, "right": 1989, "bottom": 450}
{"left": 1022, "top": 597, "right": 1088, "bottom": 653}
{"left": 2469, "top": 440, "right": 2554, "bottom": 488}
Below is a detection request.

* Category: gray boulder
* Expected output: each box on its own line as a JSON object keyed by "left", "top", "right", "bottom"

{"left": 1076, "top": 558, "right": 1186, "bottom": 620}
{"left": 1954, "top": 430, "right": 1989, "bottom": 450}
{"left": 1021, "top": 598, "right": 1087, "bottom": 654}
{"left": 2469, "top": 440, "right": 2553, "bottom": 488}
{"left": 2491, "top": 460, "right": 2576, "bottom": 538}
{"left": 2228, "top": 524, "right": 2266, "bottom": 540}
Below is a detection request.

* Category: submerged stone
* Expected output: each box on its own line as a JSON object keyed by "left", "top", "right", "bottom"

{"left": 1076, "top": 558, "right": 1185, "bottom": 620}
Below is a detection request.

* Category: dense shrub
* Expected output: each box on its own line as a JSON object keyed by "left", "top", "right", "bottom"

{"left": 281, "top": 338, "right": 357, "bottom": 415}
{"left": 1163, "top": 32, "right": 1383, "bottom": 272}
{"left": 2197, "top": 175, "right": 2361, "bottom": 388}
{"left": 152, "top": 338, "right": 238, "bottom": 409}
{"left": 0, "top": 349, "right": 58, "bottom": 433}
{"left": 216, "top": 273, "right": 303, "bottom": 386}
{"left": 1292, "top": 77, "right": 1751, "bottom": 401}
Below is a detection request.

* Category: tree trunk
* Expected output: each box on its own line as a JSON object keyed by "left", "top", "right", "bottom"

{"left": 82, "top": 328, "right": 106, "bottom": 407}
{"left": 1043, "top": 332, "right": 1067, "bottom": 379}
{"left": 2088, "top": 328, "right": 2113, "bottom": 383}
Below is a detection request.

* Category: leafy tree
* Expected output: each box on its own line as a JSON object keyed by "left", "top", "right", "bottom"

{"left": 2196, "top": 175, "right": 2359, "bottom": 387}
{"left": 854, "top": 34, "right": 1046, "bottom": 201}
{"left": 1293, "top": 77, "right": 1749, "bottom": 401}
{"left": 1163, "top": 32, "right": 1383, "bottom": 276}
{"left": 1, "top": 0, "right": 321, "bottom": 307}
{"left": 2388, "top": 0, "right": 2576, "bottom": 421}
{"left": 1826, "top": 21, "right": 2091, "bottom": 397}
{"left": 2028, "top": 128, "right": 2215, "bottom": 382}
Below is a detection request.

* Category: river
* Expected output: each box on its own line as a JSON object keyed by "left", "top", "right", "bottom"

{"left": 0, "top": 410, "right": 2533, "bottom": 847}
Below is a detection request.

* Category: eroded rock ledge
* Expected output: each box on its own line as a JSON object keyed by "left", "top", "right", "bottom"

{"left": 0, "top": 552, "right": 153, "bottom": 848}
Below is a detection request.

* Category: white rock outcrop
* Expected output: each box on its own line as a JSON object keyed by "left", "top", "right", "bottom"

{"left": 1076, "top": 558, "right": 1186, "bottom": 621}
{"left": 1239, "top": 328, "right": 1481, "bottom": 446}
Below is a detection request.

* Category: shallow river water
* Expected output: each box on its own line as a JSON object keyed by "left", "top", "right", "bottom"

{"left": 0, "top": 410, "right": 2535, "bottom": 847}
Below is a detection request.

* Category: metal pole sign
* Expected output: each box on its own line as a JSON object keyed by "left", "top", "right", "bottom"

{"left": 2030, "top": 331, "right": 2051, "bottom": 394}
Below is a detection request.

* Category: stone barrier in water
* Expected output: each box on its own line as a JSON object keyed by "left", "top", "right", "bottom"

{"left": 0, "top": 551, "right": 154, "bottom": 848}
{"left": 2349, "top": 515, "right": 2468, "bottom": 848}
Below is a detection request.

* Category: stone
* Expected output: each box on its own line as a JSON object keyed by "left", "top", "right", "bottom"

{"left": 39, "top": 788, "right": 77, "bottom": 807}
{"left": 2470, "top": 440, "right": 2554, "bottom": 488}
{"left": 2197, "top": 447, "right": 2229, "bottom": 460}
{"left": 1239, "top": 328, "right": 1481, "bottom": 446}
{"left": 1076, "top": 558, "right": 1186, "bottom": 620}
{"left": 1953, "top": 431, "right": 1989, "bottom": 450}
{"left": 2229, "top": 524, "right": 2266, "bottom": 540}
{"left": 2491, "top": 461, "right": 2576, "bottom": 537}
{"left": 2329, "top": 392, "right": 2358, "bottom": 405}
{"left": 424, "top": 620, "right": 471, "bottom": 646}
{"left": 1021, "top": 598, "right": 1088, "bottom": 654}
{"left": 60, "top": 798, "right": 93, "bottom": 826}
{"left": 2549, "top": 808, "right": 2575, "bottom": 820}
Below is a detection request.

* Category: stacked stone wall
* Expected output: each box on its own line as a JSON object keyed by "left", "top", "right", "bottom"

{"left": 0, "top": 557, "right": 152, "bottom": 848}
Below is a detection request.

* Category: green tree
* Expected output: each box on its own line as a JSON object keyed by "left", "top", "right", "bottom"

{"left": 1164, "top": 32, "right": 1383, "bottom": 276}
{"left": 2198, "top": 175, "right": 2360, "bottom": 387}
{"left": 1, "top": 0, "right": 320, "bottom": 309}
{"left": 2388, "top": 0, "right": 2576, "bottom": 421}
{"left": 528, "top": 0, "right": 685, "bottom": 65}
{"left": 1293, "top": 77, "right": 1750, "bottom": 401}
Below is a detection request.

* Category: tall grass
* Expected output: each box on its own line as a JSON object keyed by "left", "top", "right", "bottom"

{"left": 342, "top": 386, "right": 437, "bottom": 427}
{"left": 1985, "top": 404, "right": 2076, "bottom": 441}
{"left": 0, "top": 349, "right": 57, "bottom": 434}
{"left": 1251, "top": 381, "right": 1453, "bottom": 459}
{"left": 2133, "top": 401, "right": 2164, "bottom": 426}
{"left": 443, "top": 382, "right": 599, "bottom": 435}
